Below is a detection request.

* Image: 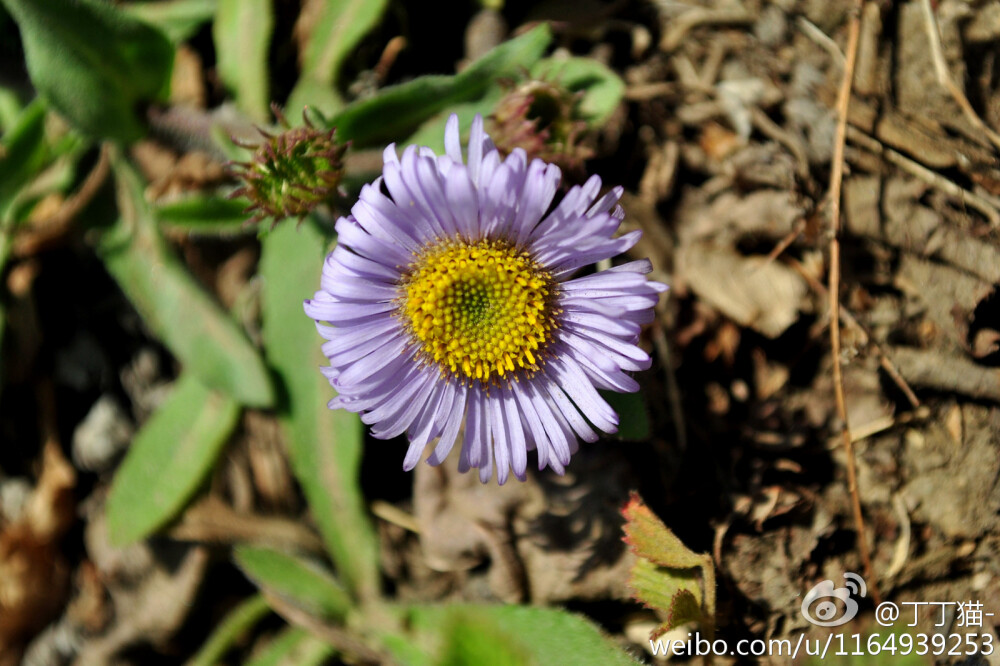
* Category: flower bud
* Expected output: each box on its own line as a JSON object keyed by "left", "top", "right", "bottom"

{"left": 229, "top": 105, "right": 347, "bottom": 227}
{"left": 488, "top": 79, "right": 593, "bottom": 177}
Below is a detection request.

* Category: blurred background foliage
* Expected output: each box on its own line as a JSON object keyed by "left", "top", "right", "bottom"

{"left": 0, "top": 0, "right": 651, "bottom": 663}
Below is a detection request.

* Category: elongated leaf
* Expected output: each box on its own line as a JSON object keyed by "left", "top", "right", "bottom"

{"left": 328, "top": 24, "right": 551, "bottom": 147}
{"left": 156, "top": 195, "right": 253, "bottom": 235}
{"left": 98, "top": 156, "right": 274, "bottom": 406}
{"left": 259, "top": 219, "right": 378, "bottom": 601}
{"left": 403, "top": 90, "right": 505, "bottom": 153}
{"left": 234, "top": 544, "right": 352, "bottom": 621}
{"left": 124, "top": 0, "right": 217, "bottom": 44}
{"left": 214, "top": 0, "right": 273, "bottom": 122}
{"left": 384, "top": 604, "right": 641, "bottom": 666}
{"left": 286, "top": 0, "right": 389, "bottom": 115}
{"left": 106, "top": 373, "right": 240, "bottom": 544}
{"left": 0, "top": 87, "right": 24, "bottom": 132}
{"left": 187, "top": 595, "right": 271, "bottom": 666}
{"left": 0, "top": 0, "right": 173, "bottom": 142}
{"left": 245, "top": 627, "right": 335, "bottom": 666}
{"left": 0, "top": 98, "right": 48, "bottom": 213}
{"left": 531, "top": 57, "right": 625, "bottom": 125}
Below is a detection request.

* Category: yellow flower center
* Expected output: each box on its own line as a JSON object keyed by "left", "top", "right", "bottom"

{"left": 399, "top": 238, "right": 558, "bottom": 383}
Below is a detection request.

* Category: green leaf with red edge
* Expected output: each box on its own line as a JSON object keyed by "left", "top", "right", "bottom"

{"left": 667, "top": 589, "right": 702, "bottom": 636}
{"left": 628, "top": 558, "right": 700, "bottom": 615}
{"left": 622, "top": 492, "right": 703, "bottom": 569}
{"left": 621, "top": 493, "right": 716, "bottom": 640}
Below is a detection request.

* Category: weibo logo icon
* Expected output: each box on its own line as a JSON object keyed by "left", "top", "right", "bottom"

{"left": 800, "top": 573, "right": 867, "bottom": 627}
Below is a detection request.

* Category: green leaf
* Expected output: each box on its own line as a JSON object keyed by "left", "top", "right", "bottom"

{"left": 234, "top": 544, "right": 352, "bottom": 621}
{"left": 385, "top": 604, "right": 642, "bottom": 666}
{"left": 105, "top": 373, "right": 240, "bottom": 545}
{"left": 124, "top": 0, "right": 217, "bottom": 44}
{"left": 622, "top": 493, "right": 704, "bottom": 569}
{"left": 245, "top": 627, "right": 335, "bottom": 666}
{"left": 97, "top": 155, "right": 274, "bottom": 406}
{"left": 403, "top": 90, "right": 505, "bottom": 153}
{"left": 601, "top": 390, "right": 651, "bottom": 440}
{"left": 0, "top": 87, "right": 25, "bottom": 132}
{"left": 214, "top": 0, "right": 273, "bottom": 122}
{"left": 259, "top": 219, "right": 379, "bottom": 601}
{"left": 531, "top": 56, "right": 625, "bottom": 125}
{"left": 667, "top": 589, "right": 702, "bottom": 629}
{"left": 628, "top": 559, "right": 700, "bottom": 616}
{"left": 621, "top": 493, "right": 716, "bottom": 639}
{"left": 187, "top": 594, "right": 271, "bottom": 666}
{"left": 328, "top": 24, "right": 551, "bottom": 148}
{"left": 155, "top": 194, "right": 254, "bottom": 235}
{"left": 0, "top": 98, "right": 47, "bottom": 216}
{"left": 0, "top": 0, "right": 174, "bottom": 142}
{"left": 285, "top": 0, "right": 390, "bottom": 116}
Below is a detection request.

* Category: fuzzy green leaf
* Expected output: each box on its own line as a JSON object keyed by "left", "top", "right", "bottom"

{"left": 403, "top": 91, "right": 505, "bottom": 153}
{"left": 244, "top": 627, "right": 335, "bottom": 666}
{"left": 124, "top": 0, "right": 217, "bottom": 44}
{"left": 214, "top": 0, "right": 273, "bottom": 122}
{"left": 98, "top": 156, "right": 274, "bottom": 406}
{"left": 234, "top": 544, "right": 352, "bottom": 621}
{"left": 259, "top": 219, "right": 379, "bottom": 601}
{"left": 531, "top": 56, "right": 625, "bottom": 125}
{"left": 0, "top": 98, "right": 48, "bottom": 214}
{"left": 285, "top": 0, "right": 390, "bottom": 115}
{"left": 328, "top": 24, "right": 551, "bottom": 148}
{"left": 628, "top": 558, "right": 700, "bottom": 614}
{"left": 106, "top": 373, "right": 240, "bottom": 545}
{"left": 667, "top": 589, "right": 702, "bottom": 631}
{"left": 155, "top": 195, "right": 254, "bottom": 235}
{"left": 0, "top": 0, "right": 173, "bottom": 142}
{"left": 384, "top": 604, "right": 642, "bottom": 666}
{"left": 187, "top": 595, "right": 271, "bottom": 666}
{"left": 622, "top": 493, "right": 704, "bottom": 569}
{"left": 621, "top": 494, "right": 716, "bottom": 639}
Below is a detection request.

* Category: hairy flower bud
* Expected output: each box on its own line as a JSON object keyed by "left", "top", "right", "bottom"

{"left": 229, "top": 105, "right": 347, "bottom": 227}
{"left": 488, "top": 79, "right": 593, "bottom": 177}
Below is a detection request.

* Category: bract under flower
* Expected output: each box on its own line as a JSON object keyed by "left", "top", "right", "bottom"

{"left": 304, "top": 114, "right": 666, "bottom": 484}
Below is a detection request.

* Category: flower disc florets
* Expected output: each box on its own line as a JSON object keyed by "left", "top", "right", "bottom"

{"left": 305, "top": 114, "right": 667, "bottom": 484}
{"left": 400, "top": 238, "right": 559, "bottom": 383}
{"left": 229, "top": 106, "right": 347, "bottom": 227}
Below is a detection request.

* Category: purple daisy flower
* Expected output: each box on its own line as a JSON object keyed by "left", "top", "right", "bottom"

{"left": 304, "top": 114, "right": 667, "bottom": 484}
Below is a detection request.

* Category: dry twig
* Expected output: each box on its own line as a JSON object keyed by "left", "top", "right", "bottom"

{"left": 917, "top": 0, "right": 1000, "bottom": 151}
{"left": 845, "top": 126, "right": 1000, "bottom": 226}
{"left": 827, "top": 0, "right": 881, "bottom": 603}
{"left": 797, "top": 16, "right": 846, "bottom": 69}
{"left": 659, "top": 6, "right": 755, "bottom": 52}
{"left": 788, "top": 258, "right": 921, "bottom": 410}
{"left": 12, "top": 145, "right": 112, "bottom": 258}
{"left": 263, "top": 593, "right": 391, "bottom": 665}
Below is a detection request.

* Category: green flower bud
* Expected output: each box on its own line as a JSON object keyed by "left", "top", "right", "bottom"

{"left": 229, "top": 105, "right": 347, "bottom": 227}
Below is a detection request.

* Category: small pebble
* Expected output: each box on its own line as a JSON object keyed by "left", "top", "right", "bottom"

{"left": 72, "top": 396, "right": 134, "bottom": 472}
